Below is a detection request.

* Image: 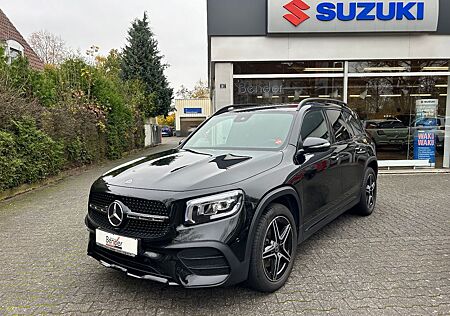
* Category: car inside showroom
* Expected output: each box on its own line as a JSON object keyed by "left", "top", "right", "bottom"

{"left": 207, "top": 0, "right": 450, "bottom": 169}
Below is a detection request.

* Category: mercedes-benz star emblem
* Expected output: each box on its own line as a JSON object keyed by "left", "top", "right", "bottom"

{"left": 108, "top": 201, "right": 124, "bottom": 227}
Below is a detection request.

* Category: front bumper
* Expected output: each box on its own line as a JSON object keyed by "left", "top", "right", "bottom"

{"left": 86, "top": 226, "right": 247, "bottom": 288}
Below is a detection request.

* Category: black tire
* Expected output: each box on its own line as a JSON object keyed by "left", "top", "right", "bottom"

{"left": 353, "top": 167, "right": 377, "bottom": 216}
{"left": 247, "top": 203, "right": 297, "bottom": 292}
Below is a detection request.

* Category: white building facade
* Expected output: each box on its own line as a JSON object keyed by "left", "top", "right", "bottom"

{"left": 208, "top": 0, "right": 450, "bottom": 168}
{"left": 175, "top": 99, "right": 212, "bottom": 137}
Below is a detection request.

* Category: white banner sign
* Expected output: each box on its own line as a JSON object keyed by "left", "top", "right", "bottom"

{"left": 416, "top": 99, "right": 438, "bottom": 119}
{"left": 268, "top": 0, "right": 439, "bottom": 33}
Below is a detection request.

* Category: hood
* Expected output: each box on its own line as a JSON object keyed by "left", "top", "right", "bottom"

{"left": 100, "top": 148, "right": 283, "bottom": 191}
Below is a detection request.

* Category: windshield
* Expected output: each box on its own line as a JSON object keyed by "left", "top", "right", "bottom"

{"left": 183, "top": 111, "right": 295, "bottom": 150}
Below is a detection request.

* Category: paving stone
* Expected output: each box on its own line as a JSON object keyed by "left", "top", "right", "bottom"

{"left": 0, "top": 146, "right": 449, "bottom": 316}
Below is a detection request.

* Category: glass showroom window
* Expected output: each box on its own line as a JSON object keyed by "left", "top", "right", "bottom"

{"left": 347, "top": 75, "right": 448, "bottom": 167}
{"left": 348, "top": 60, "right": 449, "bottom": 73}
{"left": 234, "top": 61, "right": 344, "bottom": 75}
{"left": 234, "top": 78, "right": 344, "bottom": 105}
{"left": 231, "top": 59, "right": 449, "bottom": 168}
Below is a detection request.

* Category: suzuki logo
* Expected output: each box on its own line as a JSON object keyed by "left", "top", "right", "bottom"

{"left": 283, "top": 0, "right": 310, "bottom": 26}
{"left": 282, "top": 1, "right": 426, "bottom": 26}
{"left": 269, "top": 0, "right": 438, "bottom": 33}
{"left": 316, "top": 2, "right": 425, "bottom": 21}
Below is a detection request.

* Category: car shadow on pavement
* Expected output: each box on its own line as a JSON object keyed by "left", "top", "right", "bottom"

{"left": 86, "top": 210, "right": 365, "bottom": 314}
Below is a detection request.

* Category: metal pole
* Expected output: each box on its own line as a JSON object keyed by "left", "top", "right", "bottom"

{"left": 230, "top": 63, "right": 234, "bottom": 105}
{"left": 443, "top": 75, "right": 450, "bottom": 168}
{"left": 343, "top": 61, "right": 349, "bottom": 103}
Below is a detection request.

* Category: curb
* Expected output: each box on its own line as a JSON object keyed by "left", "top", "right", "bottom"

{"left": 0, "top": 144, "right": 169, "bottom": 202}
{"left": 0, "top": 166, "right": 89, "bottom": 202}
{"left": 379, "top": 169, "right": 450, "bottom": 175}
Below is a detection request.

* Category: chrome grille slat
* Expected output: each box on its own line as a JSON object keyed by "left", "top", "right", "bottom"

{"left": 88, "top": 192, "right": 172, "bottom": 240}
{"left": 89, "top": 192, "right": 169, "bottom": 216}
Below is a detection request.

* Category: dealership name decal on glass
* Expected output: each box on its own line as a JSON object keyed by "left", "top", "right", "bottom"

{"left": 236, "top": 82, "right": 283, "bottom": 95}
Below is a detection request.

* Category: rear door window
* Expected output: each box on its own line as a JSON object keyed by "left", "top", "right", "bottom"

{"left": 325, "top": 110, "right": 352, "bottom": 143}
{"left": 344, "top": 111, "right": 365, "bottom": 136}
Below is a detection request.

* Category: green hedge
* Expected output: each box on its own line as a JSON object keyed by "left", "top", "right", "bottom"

{"left": 0, "top": 119, "right": 65, "bottom": 191}
{"left": 0, "top": 52, "right": 147, "bottom": 192}
{"left": 0, "top": 131, "right": 22, "bottom": 190}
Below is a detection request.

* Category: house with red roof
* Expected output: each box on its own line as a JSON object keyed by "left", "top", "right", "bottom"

{"left": 0, "top": 8, "right": 43, "bottom": 70}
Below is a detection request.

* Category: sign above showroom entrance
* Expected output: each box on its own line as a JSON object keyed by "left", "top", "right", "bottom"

{"left": 267, "top": 0, "right": 439, "bottom": 33}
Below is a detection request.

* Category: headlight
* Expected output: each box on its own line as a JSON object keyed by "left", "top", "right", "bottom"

{"left": 185, "top": 190, "right": 244, "bottom": 225}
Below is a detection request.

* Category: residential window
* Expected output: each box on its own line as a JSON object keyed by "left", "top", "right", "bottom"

{"left": 5, "top": 39, "right": 24, "bottom": 64}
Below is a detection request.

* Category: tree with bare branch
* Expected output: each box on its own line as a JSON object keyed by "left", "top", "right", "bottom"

{"left": 176, "top": 79, "right": 210, "bottom": 99}
{"left": 29, "top": 30, "right": 69, "bottom": 65}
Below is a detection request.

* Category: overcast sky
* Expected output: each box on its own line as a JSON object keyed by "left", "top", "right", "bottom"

{"left": 0, "top": 0, "right": 208, "bottom": 91}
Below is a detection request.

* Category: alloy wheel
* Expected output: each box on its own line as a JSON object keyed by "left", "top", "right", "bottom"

{"left": 262, "top": 216, "right": 294, "bottom": 282}
{"left": 366, "top": 174, "right": 376, "bottom": 208}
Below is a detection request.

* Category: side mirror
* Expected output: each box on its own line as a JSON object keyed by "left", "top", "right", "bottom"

{"left": 295, "top": 137, "right": 331, "bottom": 163}
{"left": 301, "top": 137, "right": 331, "bottom": 154}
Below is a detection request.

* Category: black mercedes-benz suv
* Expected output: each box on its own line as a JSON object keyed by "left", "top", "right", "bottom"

{"left": 86, "top": 98, "right": 378, "bottom": 292}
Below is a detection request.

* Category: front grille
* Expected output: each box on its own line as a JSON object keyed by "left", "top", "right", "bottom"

{"left": 89, "top": 192, "right": 168, "bottom": 216}
{"left": 88, "top": 192, "right": 173, "bottom": 240}
{"left": 178, "top": 248, "right": 230, "bottom": 276}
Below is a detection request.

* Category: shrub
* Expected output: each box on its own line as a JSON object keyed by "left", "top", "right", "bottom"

{"left": 92, "top": 69, "right": 136, "bottom": 159}
{"left": 42, "top": 103, "right": 107, "bottom": 164}
{"left": 0, "top": 119, "right": 65, "bottom": 191}
{"left": 66, "top": 136, "right": 93, "bottom": 165}
{"left": 0, "top": 131, "right": 23, "bottom": 191}
{"left": 11, "top": 119, "right": 65, "bottom": 185}
{"left": 31, "top": 65, "right": 60, "bottom": 107}
{"left": 0, "top": 49, "right": 147, "bottom": 191}
{"left": 0, "top": 82, "right": 45, "bottom": 131}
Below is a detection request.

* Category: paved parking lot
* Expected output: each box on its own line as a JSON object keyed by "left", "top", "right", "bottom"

{"left": 0, "top": 143, "right": 449, "bottom": 315}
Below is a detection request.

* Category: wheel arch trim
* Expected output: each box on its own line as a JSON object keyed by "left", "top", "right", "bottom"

{"left": 242, "top": 186, "right": 302, "bottom": 277}
{"left": 366, "top": 157, "right": 379, "bottom": 175}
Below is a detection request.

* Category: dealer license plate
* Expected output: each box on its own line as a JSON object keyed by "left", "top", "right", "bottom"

{"left": 96, "top": 229, "right": 138, "bottom": 257}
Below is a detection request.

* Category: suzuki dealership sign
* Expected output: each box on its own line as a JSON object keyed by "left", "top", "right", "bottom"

{"left": 268, "top": 0, "right": 439, "bottom": 33}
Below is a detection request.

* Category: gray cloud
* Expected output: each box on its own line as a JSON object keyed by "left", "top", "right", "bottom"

{"left": 0, "top": 0, "right": 207, "bottom": 91}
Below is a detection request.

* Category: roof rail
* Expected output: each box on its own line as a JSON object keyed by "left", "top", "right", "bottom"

{"left": 297, "top": 98, "right": 347, "bottom": 110}
{"left": 214, "top": 104, "right": 260, "bottom": 116}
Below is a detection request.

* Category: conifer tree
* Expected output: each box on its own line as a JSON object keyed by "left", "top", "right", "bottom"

{"left": 121, "top": 13, "right": 173, "bottom": 117}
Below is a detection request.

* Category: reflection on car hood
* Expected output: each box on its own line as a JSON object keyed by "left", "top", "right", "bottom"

{"left": 101, "top": 148, "right": 283, "bottom": 191}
